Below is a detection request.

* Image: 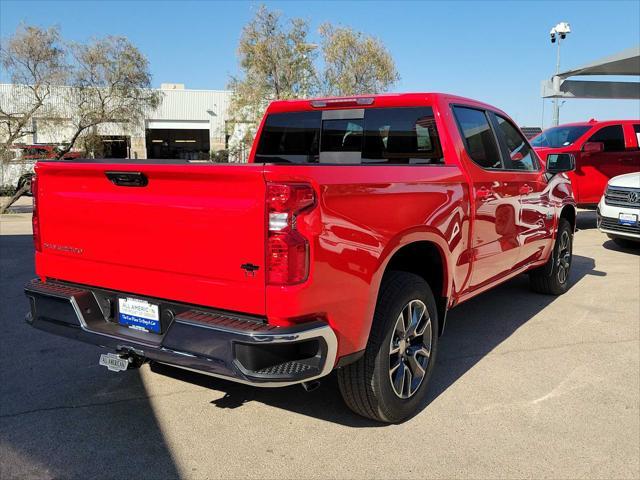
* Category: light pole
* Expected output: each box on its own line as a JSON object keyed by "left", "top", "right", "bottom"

{"left": 550, "top": 22, "right": 571, "bottom": 126}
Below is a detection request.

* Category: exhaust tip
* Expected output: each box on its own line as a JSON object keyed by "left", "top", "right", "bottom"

{"left": 301, "top": 380, "right": 321, "bottom": 392}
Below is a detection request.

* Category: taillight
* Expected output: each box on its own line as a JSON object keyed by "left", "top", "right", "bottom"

{"left": 31, "top": 175, "right": 41, "bottom": 252}
{"left": 266, "top": 183, "right": 316, "bottom": 285}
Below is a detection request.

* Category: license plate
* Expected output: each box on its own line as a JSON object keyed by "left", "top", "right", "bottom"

{"left": 99, "top": 353, "right": 129, "bottom": 372}
{"left": 619, "top": 213, "right": 638, "bottom": 226}
{"left": 118, "top": 297, "right": 160, "bottom": 333}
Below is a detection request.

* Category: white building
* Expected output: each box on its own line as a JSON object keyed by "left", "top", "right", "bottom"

{"left": 0, "top": 83, "right": 233, "bottom": 160}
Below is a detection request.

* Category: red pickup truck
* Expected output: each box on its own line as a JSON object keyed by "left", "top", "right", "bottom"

{"left": 25, "top": 93, "right": 577, "bottom": 423}
{"left": 531, "top": 119, "right": 640, "bottom": 206}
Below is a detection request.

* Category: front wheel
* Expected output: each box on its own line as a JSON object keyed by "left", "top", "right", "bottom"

{"left": 529, "top": 218, "right": 573, "bottom": 295}
{"left": 337, "top": 272, "right": 438, "bottom": 423}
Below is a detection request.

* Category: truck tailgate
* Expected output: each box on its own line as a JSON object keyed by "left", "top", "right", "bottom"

{"left": 35, "top": 162, "right": 267, "bottom": 315}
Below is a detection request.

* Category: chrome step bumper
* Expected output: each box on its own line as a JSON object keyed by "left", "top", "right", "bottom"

{"left": 24, "top": 279, "right": 337, "bottom": 387}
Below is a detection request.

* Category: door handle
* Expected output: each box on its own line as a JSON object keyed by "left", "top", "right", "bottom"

{"left": 105, "top": 171, "right": 148, "bottom": 187}
{"left": 519, "top": 184, "right": 534, "bottom": 195}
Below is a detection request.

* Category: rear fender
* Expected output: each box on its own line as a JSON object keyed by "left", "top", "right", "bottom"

{"left": 362, "top": 228, "right": 452, "bottom": 341}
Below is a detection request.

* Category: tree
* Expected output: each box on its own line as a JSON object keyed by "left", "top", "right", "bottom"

{"left": 319, "top": 24, "right": 399, "bottom": 97}
{"left": 0, "top": 26, "right": 160, "bottom": 213}
{"left": 0, "top": 25, "right": 68, "bottom": 162}
{"left": 55, "top": 36, "right": 161, "bottom": 159}
{"left": 226, "top": 6, "right": 399, "bottom": 155}
{"left": 227, "top": 5, "right": 317, "bottom": 150}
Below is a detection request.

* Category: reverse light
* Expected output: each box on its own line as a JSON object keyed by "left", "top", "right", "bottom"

{"left": 31, "top": 175, "right": 41, "bottom": 252}
{"left": 266, "top": 182, "right": 316, "bottom": 285}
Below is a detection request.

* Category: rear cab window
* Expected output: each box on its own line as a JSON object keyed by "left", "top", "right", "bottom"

{"left": 255, "top": 107, "right": 444, "bottom": 165}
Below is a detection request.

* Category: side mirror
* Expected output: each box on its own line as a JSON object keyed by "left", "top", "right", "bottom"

{"left": 582, "top": 141, "right": 604, "bottom": 153}
{"left": 546, "top": 153, "right": 575, "bottom": 174}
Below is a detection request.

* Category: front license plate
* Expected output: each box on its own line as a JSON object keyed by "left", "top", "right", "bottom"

{"left": 619, "top": 213, "right": 638, "bottom": 226}
{"left": 99, "top": 353, "right": 129, "bottom": 372}
{"left": 118, "top": 297, "right": 160, "bottom": 333}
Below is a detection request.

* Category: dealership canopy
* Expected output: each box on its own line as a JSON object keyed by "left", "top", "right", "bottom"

{"left": 541, "top": 45, "right": 640, "bottom": 99}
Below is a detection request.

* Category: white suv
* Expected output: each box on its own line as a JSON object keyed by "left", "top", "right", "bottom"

{"left": 597, "top": 172, "right": 640, "bottom": 246}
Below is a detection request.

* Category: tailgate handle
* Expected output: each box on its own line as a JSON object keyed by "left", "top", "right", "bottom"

{"left": 106, "top": 171, "right": 148, "bottom": 187}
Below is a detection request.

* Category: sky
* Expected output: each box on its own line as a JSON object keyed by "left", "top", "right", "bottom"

{"left": 1, "top": 0, "right": 639, "bottom": 127}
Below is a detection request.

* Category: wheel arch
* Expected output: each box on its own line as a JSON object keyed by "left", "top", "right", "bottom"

{"left": 378, "top": 239, "right": 450, "bottom": 336}
{"left": 560, "top": 203, "right": 577, "bottom": 232}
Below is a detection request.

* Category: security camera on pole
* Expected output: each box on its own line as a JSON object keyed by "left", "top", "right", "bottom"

{"left": 549, "top": 22, "right": 571, "bottom": 126}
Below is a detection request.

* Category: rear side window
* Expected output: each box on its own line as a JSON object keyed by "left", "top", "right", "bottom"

{"left": 495, "top": 115, "right": 539, "bottom": 171}
{"left": 588, "top": 125, "right": 625, "bottom": 152}
{"left": 452, "top": 107, "right": 501, "bottom": 169}
{"left": 633, "top": 124, "right": 640, "bottom": 147}
{"left": 254, "top": 107, "right": 444, "bottom": 165}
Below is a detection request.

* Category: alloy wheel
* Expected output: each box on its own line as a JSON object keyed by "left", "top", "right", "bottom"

{"left": 388, "top": 299, "right": 432, "bottom": 399}
{"left": 557, "top": 230, "right": 572, "bottom": 284}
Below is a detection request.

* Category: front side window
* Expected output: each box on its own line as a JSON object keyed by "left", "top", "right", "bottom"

{"left": 495, "top": 115, "right": 538, "bottom": 171}
{"left": 530, "top": 125, "right": 590, "bottom": 148}
{"left": 588, "top": 125, "right": 625, "bottom": 152}
{"left": 452, "top": 106, "right": 501, "bottom": 169}
{"left": 633, "top": 124, "right": 640, "bottom": 147}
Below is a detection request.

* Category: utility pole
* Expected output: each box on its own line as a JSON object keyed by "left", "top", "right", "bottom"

{"left": 550, "top": 22, "right": 571, "bottom": 126}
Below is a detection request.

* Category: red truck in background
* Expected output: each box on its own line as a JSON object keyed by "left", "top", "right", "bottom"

{"left": 25, "top": 93, "right": 577, "bottom": 423}
{"left": 531, "top": 119, "right": 640, "bottom": 206}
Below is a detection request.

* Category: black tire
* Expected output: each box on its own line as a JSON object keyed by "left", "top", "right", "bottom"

{"left": 610, "top": 236, "right": 640, "bottom": 249}
{"left": 337, "top": 271, "right": 439, "bottom": 423}
{"left": 529, "top": 218, "right": 573, "bottom": 295}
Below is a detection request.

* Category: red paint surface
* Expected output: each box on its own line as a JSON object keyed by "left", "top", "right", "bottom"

{"left": 34, "top": 93, "right": 576, "bottom": 362}
{"left": 533, "top": 120, "right": 639, "bottom": 206}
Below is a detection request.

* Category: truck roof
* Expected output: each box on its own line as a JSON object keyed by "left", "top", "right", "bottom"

{"left": 266, "top": 92, "right": 507, "bottom": 116}
{"left": 550, "top": 119, "right": 639, "bottom": 128}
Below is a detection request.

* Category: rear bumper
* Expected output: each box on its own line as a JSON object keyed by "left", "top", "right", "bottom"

{"left": 24, "top": 279, "right": 337, "bottom": 387}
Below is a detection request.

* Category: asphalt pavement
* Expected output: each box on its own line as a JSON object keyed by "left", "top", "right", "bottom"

{"left": 1, "top": 210, "right": 638, "bottom": 479}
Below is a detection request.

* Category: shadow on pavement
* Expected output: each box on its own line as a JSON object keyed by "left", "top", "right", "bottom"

{"left": 0, "top": 232, "right": 607, "bottom": 442}
{"left": 602, "top": 239, "right": 640, "bottom": 255}
{"left": 153, "top": 253, "right": 603, "bottom": 427}
{"left": 0, "top": 235, "right": 181, "bottom": 479}
{"left": 576, "top": 209, "right": 597, "bottom": 230}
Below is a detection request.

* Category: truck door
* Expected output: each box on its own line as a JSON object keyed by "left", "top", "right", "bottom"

{"left": 577, "top": 124, "right": 629, "bottom": 204}
{"left": 491, "top": 113, "right": 552, "bottom": 266}
{"left": 452, "top": 106, "right": 521, "bottom": 290}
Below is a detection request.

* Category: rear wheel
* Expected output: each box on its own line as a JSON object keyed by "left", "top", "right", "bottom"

{"left": 337, "top": 272, "right": 438, "bottom": 423}
{"left": 530, "top": 218, "right": 573, "bottom": 295}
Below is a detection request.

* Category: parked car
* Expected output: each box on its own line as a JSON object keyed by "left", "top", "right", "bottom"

{"left": 531, "top": 120, "right": 640, "bottom": 206}
{"left": 20, "top": 144, "right": 82, "bottom": 161}
{"left": 24, "top": 93, "right": 577, "bottom": 423}
{"left": 12, "top": 145, "right": 82, "bottom": 195}
{"left": 597, "top": 172, "right": 640, "bottom": 246}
